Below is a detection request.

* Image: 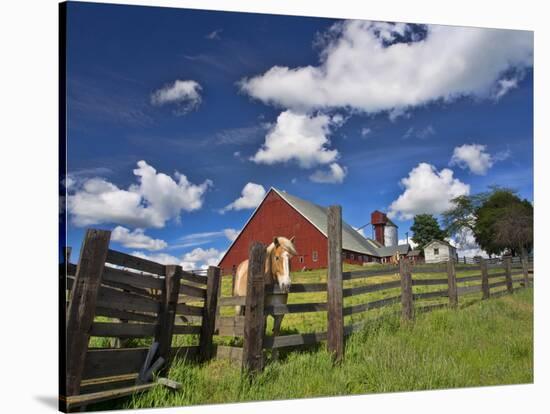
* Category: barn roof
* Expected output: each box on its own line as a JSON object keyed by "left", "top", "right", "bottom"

{"left": 424, "top": 239, "right": 455, "bottom": 249}
{"left": 273, "top": 188, "right": 382, "bottom": 256}
{"left": 375, "top": 244, "right": 411, "bottom": 257}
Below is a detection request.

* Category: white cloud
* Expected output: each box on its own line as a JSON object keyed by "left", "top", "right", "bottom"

{"left": 131, "top": 251, "right": 181, "bottom": 266}
{"left": 169, "top": 228, "right": 240, "bottom": 249}
{"left": 399, "top": 238, "right": 418, "bottom": 249}
{"left": 223, "top": 228, "right": 239, "bottom": 242}
{"left": 151, "top": 80, "right": 202, "bottom": 114}
{"left": 111, "top": 226, "right": 167, "bottom": 251}
{"left": 309, "top": 162, "right": 347, "bottom": 184}
{"left": 388, "top": 163, "right": 470, "bottom": 220}
{"left": 250, "top": 110, "right": 339, "bottom": 168}
{"left": 67, "top": 160, "right": 212, "bottom": 228}
{"left": 450, "top": 144, "right": 497, "bottom": 175}
{"left": 205, "top": 29, "right": 222, "bottom": 40}
{"left": 132, "top": 247, "right": 225, "bottom": 271}
{"left": 452, "top": 228, "right": 488, "bottom": 258}
{"left": 240, "top": 21, "right": 532, "bottom": 115}
{"left": 221, "top": 182, "right": 266, "bottom": 213}
{"left": 494, "top": 77, "right": 519, "bottom": 100}
{"left": 180, "top": 247, "right": 225, "bottom": 270}
{"left": 404, "top": 125, "right": 436, "bottom": 140}
{"left": 360, "top": 127, "right": 372, "bottom": 138}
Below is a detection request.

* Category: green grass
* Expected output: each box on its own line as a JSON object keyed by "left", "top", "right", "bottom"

{"left": 95, "top": 285, "right": 533, "bottom": 411}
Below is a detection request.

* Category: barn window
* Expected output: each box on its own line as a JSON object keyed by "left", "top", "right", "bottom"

{"left": 350, "top": 254, "right": 354, "bottom": 260}
{"left": 299, "top": 256, "right": 304, "bottom": 263}
{"left": 434, "top": 248, "right": 439, "bottom": 255}
{"left": 312, "top": 251, "right": 318, "bottom": 262}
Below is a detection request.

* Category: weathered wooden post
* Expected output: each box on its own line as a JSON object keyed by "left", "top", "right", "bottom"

{"left": 231, "top": 266, "right": 237, "bottom": 294}
{"left": 199, "top": 266, "right": 221, "bottom": 361}
{"left": 399, "top": 258, "right": 413, "bottom": 321}
{"left": 521, "top": 254, "right": 530, "bottom": 288}
{"left": 481, "top": 258, "right": 490, "bottom": 300}
{"left": 156, "top": 264, "right": 182, "bottom": 376}
{"left": 504, "top": 257, "right": 513, "bottom": 294}
{"left": 242, "top": 242, "right": 266, "bottom": 374}
{"left": 446, "top": 259, "right": 458, "bottom": 308}
{"left": 66, "top": 229, "right": 111, "bottom": 397}
{"left": 327, "top": 205, "right": 344, "bottom": 363}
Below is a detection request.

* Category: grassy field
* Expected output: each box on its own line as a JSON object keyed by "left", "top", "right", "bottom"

{"left": 93, "top": 275, "right": 533, "bottom": 411}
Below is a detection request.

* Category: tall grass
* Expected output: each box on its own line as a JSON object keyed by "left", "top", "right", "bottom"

{"left": 94, "top": 287, "right": 532, "bottom": 411}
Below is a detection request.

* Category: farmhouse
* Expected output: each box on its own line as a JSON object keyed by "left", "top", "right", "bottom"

{"left": 218, "top": 188, "right": 411, "bottom": 274}
{"left": 423, "top": 240, "right": 458, "bottom": 263}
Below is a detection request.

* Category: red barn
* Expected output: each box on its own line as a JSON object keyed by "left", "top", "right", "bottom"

{"left": 218, "top": 188, "right": 403, "bottom": 274}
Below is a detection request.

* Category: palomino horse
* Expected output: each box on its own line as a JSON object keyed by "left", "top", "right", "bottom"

{"left": 233, "top": 236, "right": 298, "bottom": 350}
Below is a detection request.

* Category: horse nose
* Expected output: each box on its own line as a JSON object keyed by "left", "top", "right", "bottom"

{"left": 281, "top": 281, "right": 291, "bottom": 293}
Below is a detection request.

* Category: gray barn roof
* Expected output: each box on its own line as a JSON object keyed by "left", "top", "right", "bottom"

{"left": 273, "top": 188, "right": 402, "bottom": 258}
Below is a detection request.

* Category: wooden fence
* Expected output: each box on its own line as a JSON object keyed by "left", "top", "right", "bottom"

{"left": 216, "top": 206, "right": 534, "bottom": 374}
{"left": 60, "top": 229, "right": 221, "bottom": 411}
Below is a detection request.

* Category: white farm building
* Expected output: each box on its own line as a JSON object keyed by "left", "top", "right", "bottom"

{"left": 423, "top": 240, "right": 458, "bottom": 264}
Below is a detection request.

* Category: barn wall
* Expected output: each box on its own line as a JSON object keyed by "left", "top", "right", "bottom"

{"left": 219, "top": 191, "right": 329, "bottom": 274}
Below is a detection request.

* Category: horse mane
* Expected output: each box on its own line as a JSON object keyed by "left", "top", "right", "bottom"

{"left": 271, "top": 236, "right": 298, "bottom": 256}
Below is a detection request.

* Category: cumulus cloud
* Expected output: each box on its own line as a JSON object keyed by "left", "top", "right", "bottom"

{"left": 151, "top": 80, "right": 202, "bottom": 114}
{"left": 388, "top": 163, "right": 470, "bottom": 220}
{"left": 309, "top": 163, "right": 347, "bottom": 184}
{"left": 180, "top": 247, "right": 225, "bottom": 270}
{"left": 240, "top": 21, "right": 532, "bottom": 115}
{"left": 450, "top": 143, "right": 509, "bottom": 175}
{"left": 221, "top": 182, "right": 266, "bottom": 213}
{"left": 132, "top": 247, "right": 225, "bottom": 271}
{"left": 67, "top": 160, "right": 212, "bottom": 228}
{"left": 250, "top": 110, "right": 339, "bottom": 168}
{"left": 452, "top": 228, "right": 488, "bottom": 258}
{"left": 111, "top": 226, "right": 168, "bottom": 251}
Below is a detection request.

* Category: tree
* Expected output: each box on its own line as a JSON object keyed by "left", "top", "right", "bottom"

{"left": 410, "top": 214, "right": 447, "bottom": 251}
{"left": 493, "top": 202, "right": 533, "bottom": 257}
{"left": 443, "top": 187, "right": 533, "bottom": 256}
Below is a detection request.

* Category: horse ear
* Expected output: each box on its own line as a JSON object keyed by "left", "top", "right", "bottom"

{"left": 273, "top": 237, "right": 280, "bottom": 247}
{"left": 289, "top": 236, "right": 295, "bottom": 243}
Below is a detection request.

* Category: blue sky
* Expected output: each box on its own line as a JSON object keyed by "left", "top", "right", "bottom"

{"left": 64, "top": 2, "right": 533, "bottom": 267}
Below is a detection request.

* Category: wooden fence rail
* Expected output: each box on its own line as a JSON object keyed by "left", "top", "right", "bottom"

{"left": 214, "top": 204, "right": 534, "bottom": 374}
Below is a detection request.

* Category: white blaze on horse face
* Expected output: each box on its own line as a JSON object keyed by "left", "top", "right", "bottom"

{"left": 278, "top": 250, "right": 291, "bottom": 292}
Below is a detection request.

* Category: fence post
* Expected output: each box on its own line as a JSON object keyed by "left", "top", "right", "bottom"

{"left": 399, "top": 258, "right": 413, "bottom": 321}
{"left": 242, "top": 242, "right": 266, "bottom": 374}
{"left": 327, "top": 205, "right": 344, "bottom": 363}
{"left": 481, "top": 258, "right": 490, "bottom": 300}
{"left": 156, "top": 265, "right": 182, "bottom": 376}
{"left": 200, "top": 266, "right": 221, "bottom": 361}
{"left": 446, "top": 259, "right": 458, "bottom": 308}
{"left": 504, "top": 257, "right": 513, "bottom": 294}
{"left": 66, "top": 229, "right": 111, "bottom": 397}
{"left": 521, "top": 254, "right": 530, "bottom": 288}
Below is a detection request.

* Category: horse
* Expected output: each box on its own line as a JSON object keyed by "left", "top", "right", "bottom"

{"left": 233, "top": 236, "right": 298, "bottom": 353}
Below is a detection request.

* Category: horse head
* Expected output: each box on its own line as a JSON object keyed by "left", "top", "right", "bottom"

{"left": 266, "top": 236, "right": 298, "bottom": 293}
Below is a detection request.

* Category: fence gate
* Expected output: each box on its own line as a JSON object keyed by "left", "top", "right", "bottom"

{"left": 61, "top": 229, "right": 220, "bottom": 412}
